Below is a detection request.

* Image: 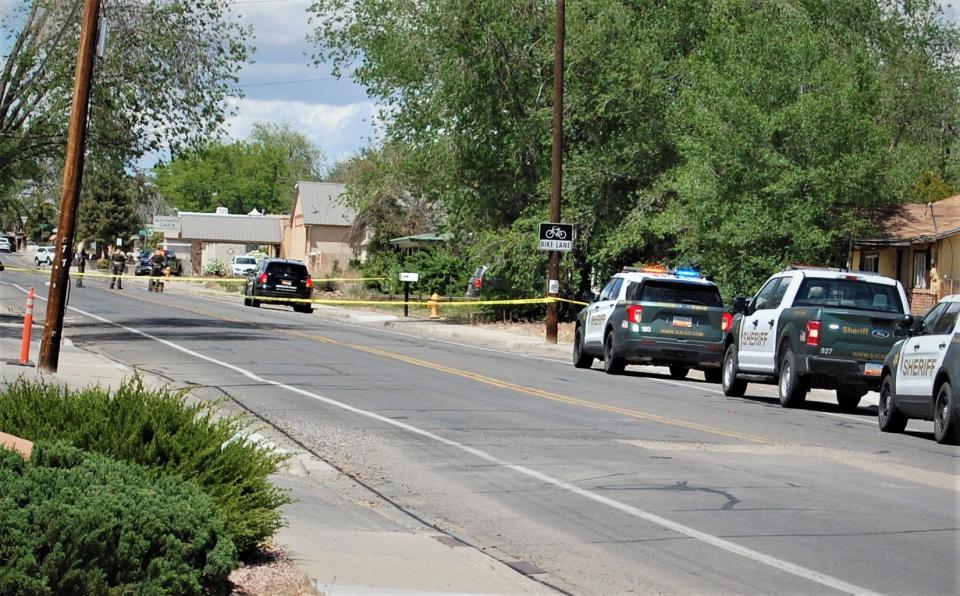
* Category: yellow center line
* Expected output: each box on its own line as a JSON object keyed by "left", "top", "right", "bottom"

{"left": 92, "top": 285, "right": 771, "bottom": 444}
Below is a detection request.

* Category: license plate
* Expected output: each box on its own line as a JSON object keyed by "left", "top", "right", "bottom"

{"left": 280, "top": 280, "right": 292, "bottom": 286}
{"left": 865, "top": 362, "right": 883, "bottom": 377}
{"left": 672, "top": 316, "right": 692, "bottom": 328}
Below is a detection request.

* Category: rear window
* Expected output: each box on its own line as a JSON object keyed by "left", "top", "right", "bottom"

{"left": 235, "top": 257, "right": 256, "bottom": 265}
{"left": 266, "top": 262, "right": 308, "bottom": 277}
{"left": 629, "top": 280, "right": 723, "bottom": 307}
{"left": 794, "top": 278, "right": 904, "bottom": 313}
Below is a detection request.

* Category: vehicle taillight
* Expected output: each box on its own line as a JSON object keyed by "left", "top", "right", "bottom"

{"left": 475, "top": 277, "right": 482, "bottom": 289}
{"left": 722, "top": 312, "right": 733, "bottom": 332}
{"left": 305, "top": 277, "right": 313, "bottom": 289}
{"left": 806, "top": 320, "right": 822, "bottom": 347}
{"left": 258, "top": 273, "right": 268, "bottom": 284}
{"left": 627, "top": 305, "right": 643, "bottom": 324}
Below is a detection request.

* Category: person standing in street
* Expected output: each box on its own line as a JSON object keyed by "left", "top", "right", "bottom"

{"left": 109, "top": 249, "right": 126, "bottom": 289}
{"left": 75, "top": 247, "right": 88, "bottom": 287}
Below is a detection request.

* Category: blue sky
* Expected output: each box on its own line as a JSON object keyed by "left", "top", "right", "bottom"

{"left": 1, "top": 0, "right": 958, "bottom": 172}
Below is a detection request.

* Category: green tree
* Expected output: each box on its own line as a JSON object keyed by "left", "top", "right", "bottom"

{"left": 310, "top": 0, "right": 960, "bottom": 298}
{"left": 76, "top": 163, "right": 141, "bottom": 254}
{"left": 0, "top": 0, "right": 250, "bottom": 190}
{"left": 153, "top": 124, "right": 326, "bottom": 214}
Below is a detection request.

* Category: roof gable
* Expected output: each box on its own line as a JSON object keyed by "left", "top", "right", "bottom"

{"left": 296, "top": 182, "right": 356, "bottom": 227}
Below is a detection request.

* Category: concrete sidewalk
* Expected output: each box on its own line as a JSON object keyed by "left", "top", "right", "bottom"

{"left": 0, "top": 280, "right": 548, "bottom": 595}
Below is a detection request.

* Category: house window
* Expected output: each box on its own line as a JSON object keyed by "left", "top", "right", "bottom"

{"left": 913, "top": 251, "right": 928, "bottom": 289}
{"left": 863, "top": 253, "right": 879, "bottom": 273}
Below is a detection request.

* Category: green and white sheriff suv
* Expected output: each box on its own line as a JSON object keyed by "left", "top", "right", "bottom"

{"left": 573, "top": 266, "right": 731, "bottom": 379}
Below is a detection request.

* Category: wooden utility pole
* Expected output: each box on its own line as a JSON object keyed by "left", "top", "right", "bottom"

{"left": 545, "top": 0, "right": 565, "bottom": 345}
{"left": 39, "top": 0, "right": 102, "bottom": 372}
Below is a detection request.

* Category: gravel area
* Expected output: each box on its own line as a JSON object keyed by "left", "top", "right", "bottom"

{"left": 229, "top": 544, "right": 321, "bottom": 596}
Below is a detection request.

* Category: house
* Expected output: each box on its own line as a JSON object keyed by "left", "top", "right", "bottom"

{"left": 282, "top": 182, "right": 357, "bottom": 275}
{"left": 851, "top": 194, "right": 960, "bottom": 315}
{"left": 164, "top": 207, "right": 285, "bottom": 275}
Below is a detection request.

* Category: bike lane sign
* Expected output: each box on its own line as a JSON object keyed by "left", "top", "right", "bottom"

{"left": 538, "top": 222, "right": 575, "bottom": 251}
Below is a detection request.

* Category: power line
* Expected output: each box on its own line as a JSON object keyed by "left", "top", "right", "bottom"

{"left": 238, "top": 76, "right": 338, "bottom": 88}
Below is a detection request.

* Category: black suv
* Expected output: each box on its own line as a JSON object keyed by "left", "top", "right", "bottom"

{"left": 244, "top": 259, "right": 314, "bottom": 313}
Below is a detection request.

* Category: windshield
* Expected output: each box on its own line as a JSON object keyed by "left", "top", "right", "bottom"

{"left": 631, "top": 280, "right": 723, "bottom": 307}
{"left": 794, "top": 278, "right": 904, "bottom": 313}
{"left": 235, "top": 257, "right": 256, "bottom": 265}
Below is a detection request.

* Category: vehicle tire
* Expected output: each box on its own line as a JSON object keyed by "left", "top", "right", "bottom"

{"left": 722, "top": 344, "right": 747, "bottom": 397}
{"left": 293, "top": 304, "right": 313, "bottom": 314}
{"left": 778, "top": 347, "right": 807, "bottom": 408}
{"left": 34, "top": 258, "right": 39, "bottom": 267}
{"left": 836, "top": 387, "right": 866, "bottom": 413}
{"left": 878, "top": 375, "right": 908, "bottom": 434}
{"left": 572, "top": 326, "right": 594, "bottom": 369}
{"left": 933, "top": 381, "right": 960, "bottom": 445}
{"left": 704, "top": 368, "right": 722, "bottom": 384}
{"left": 603, "top": 330, "right": 625, "bottom": 375}
{"left": 669, "top": 366, "right": 689, "bottom": 380}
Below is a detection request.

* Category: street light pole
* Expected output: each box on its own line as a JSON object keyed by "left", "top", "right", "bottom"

{"left": 546, "top": 0, "right": 565, "bottom": 345}
{"left": 39, "top": 0, "right": 102, "bottom": 372}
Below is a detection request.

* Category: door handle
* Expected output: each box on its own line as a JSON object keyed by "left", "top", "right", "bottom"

{"left": 913, "top": 344, "right": 920, "bottom": 350}
{"left": 752, "top": 320, "right": 758, "bottom": 327}
{"left": 768, "top": 320, "right": 775, "bottom": 327}
{"left": 940, "top": 343, "right": 947, "bottom": 350}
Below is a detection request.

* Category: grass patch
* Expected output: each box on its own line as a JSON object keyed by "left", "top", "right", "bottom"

{"left": 0, "top": 379, "right": 290, "bottom": 555}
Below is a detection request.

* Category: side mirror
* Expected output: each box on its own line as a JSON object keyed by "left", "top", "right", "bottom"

{"left": 895, "top": 315, "right": 915, "bottom": 336}
{"left": 732, "top": 296, "right": 748, "bottom": 315}
{"left": 581, "top": 291, "right": 597, "bottom": 304}
{"left": 911, "top": 317, "right": 925, "bottom": 335}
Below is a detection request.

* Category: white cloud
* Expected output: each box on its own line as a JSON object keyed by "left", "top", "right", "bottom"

{"left": 224, "top": 97, "right": 378, "bottom": 164}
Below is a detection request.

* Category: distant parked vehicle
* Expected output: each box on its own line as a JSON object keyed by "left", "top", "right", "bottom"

{"left": 244, "top": 258, "right": 313, "bottom": 313}
{"left": 34, "top": 246, "right": 55, "bottom": 266}
{"left": 0, "top": 238, "right": 11, "bottom": 253}
{"left": 466, "top": 265, "right": 489, "bottom": 298}
{"left": 231, "top": 255, "right": 258, "bottom": 277}
{"left": 1, "top": 234, "right": 15, "bottom": 252}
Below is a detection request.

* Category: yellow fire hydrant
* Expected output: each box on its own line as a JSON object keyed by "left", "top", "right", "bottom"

{"left": 427, "top": 293, "right": 441, "bottom": 319}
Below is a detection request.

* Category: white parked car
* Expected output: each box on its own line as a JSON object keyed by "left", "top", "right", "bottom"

{"left": 231, "top": 255, "right": 258, "bottom": 276}
{"left": 0, "top": 238, "right": 11, "bottom": 253}
{"left": 34, "top": 246, "right": 55, "bottom": 266}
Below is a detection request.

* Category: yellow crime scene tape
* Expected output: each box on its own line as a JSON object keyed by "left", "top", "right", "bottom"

{"left": 3, "top": 265, "right": 588, "bottom": 307}
{"left": 2, "top": 265, "right": 385, "bottom": 284}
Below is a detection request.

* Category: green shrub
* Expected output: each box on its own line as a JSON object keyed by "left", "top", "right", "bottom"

{"left": 203, "top": 258, "right": 226, "bottom": 277}
{"left": 0, "top": 379, "right": 290, "bottom": 555}
{"left": 0, "top": 442, "right": 237, "bottom": 595}
{"left": 95, "top": 257, "right": 110, "bottom": 270}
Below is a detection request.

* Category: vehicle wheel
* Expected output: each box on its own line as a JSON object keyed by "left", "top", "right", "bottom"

{"left": 836, "top": 387, "right": 866, "bottom": 413}
{"left": 572, "top": 326, "right": 594, "bottom": 369}
{"left": 722, "top": 344, "right": 747, "bottom": 397}
{"left": 703, "top": 368, "right": 722, "bottom": 384}
{"left": 778, "top": 347, "right": 807, "bottom": 408}
{"left": 34, "top": 258, "right": 39, "bottom": 267}
{"left": 878, "top": 375, "right": 908, "bottom": 434}
{"left": 669, "top": 366, "right": 689, "bottom": 380}
{"left": 603, "top": 331, "right": 625, "bottom": 375}
{"left": 293, "top": 304, "right": 313, "bottom": 314}
{"left": 933, "top": 381, "right": 960, "bottom": 445}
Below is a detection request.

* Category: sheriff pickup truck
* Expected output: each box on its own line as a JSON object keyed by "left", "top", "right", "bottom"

{"left": 721, "top": 267, "right": 911, "bottom": 411}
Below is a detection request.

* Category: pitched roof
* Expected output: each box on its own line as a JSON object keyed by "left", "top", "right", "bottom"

{"left": 179, "top": 212, "right": 284, "bottom": 243}
{"left": 859, "top": 194, "right": 960, "bottom": 246}
{"left": 296, "top": 182, "right": 355, "bottom": 227}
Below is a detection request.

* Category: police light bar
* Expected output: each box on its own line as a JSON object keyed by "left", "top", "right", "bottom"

{"left": 674, "top": 267, "right": 701, "bottom": 279}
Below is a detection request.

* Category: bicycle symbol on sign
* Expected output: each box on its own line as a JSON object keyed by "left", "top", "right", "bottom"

{"left": 544, "top": 225, "right": 567, "bottom": 240}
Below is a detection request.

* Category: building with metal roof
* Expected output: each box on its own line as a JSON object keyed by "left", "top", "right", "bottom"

{"left": 163, "top": 208, "right": 285, "bottom": 275}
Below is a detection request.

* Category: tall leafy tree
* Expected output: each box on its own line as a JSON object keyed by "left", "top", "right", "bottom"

{"left": 310, "top": 0, "right": 960, "bottom": 297}
{"left": 0, "top": 0, "right": 251, "bottom": 189}
{"left": 153, "top": 124, "right": 326, "bottom": 214}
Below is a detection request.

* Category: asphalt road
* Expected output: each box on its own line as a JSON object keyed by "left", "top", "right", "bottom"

{"left": 2, "top": 261, "right": 958, "bottom": 595}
